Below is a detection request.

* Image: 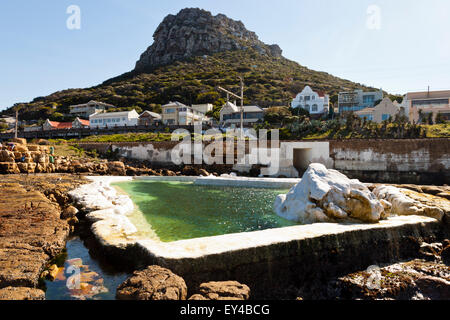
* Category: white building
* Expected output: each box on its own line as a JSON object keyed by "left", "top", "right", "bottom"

{"left": 191, "top": 104, "right": 214, "bottom": 115}
{"left": 338, "top": 89, "right": 383, "bottom": 113}
{"left": 89, "top": 110, "right": 139, "bottom": 129}
{"left": 402, "top": 89, "right": 450, "bottom": 123}
{"left": 291, "top": 86, "right": 330, "bottom": 116}
{"left": 161, "top": 102, "right": 210, "bottom": 125}
{"left": 70, "top": 100, "right": 115, "bottom": 118}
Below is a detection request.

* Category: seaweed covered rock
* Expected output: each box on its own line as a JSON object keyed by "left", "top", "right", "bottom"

{"left": 274, "top": 163, "right": 388, "bottom": 224}
{"left": 116, "top": 266, "right": 187, "bottom": 300}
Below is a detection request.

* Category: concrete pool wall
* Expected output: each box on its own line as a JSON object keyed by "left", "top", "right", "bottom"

{"left": 70, "top": 176, "right": 450, "bottom": 299}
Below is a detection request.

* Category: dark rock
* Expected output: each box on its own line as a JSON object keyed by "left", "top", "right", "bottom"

{"left": 106, "top": 161, "right": 126, "bottom": 176}
{"left": 61, "top": 205, "right": 78, "bottom": 219}
{"left": 415, "top": 276, "right": 450, "bottom": 299}
{"left": 442, "top": 244, "right": 450, "bottom": 266}
{"left": 116, "top": 266, "right": 187, "bottom": 300}
{"left": 188, "top": 281, "right": 250, "bottom": 300}
{"left": 135, "top": 8, "right": 282, "bottom": 71}
{"left": 419, "top": 242, "right": 443, "bottom": 261}
{"left": 181, "top": 166, "right": 199, "bottom": 176}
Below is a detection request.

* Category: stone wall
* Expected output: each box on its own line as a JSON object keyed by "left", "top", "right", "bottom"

{"left": 329, "top": 139, "right": 450, "bottom": 184}
{"left": 77, "top": 138, "right": 450, "bottom": 184}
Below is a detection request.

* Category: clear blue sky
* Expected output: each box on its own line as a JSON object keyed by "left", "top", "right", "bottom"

{"left": 1, "top": 0, "right": 449, "bottom": 110}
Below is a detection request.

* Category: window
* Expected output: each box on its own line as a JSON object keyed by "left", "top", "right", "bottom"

{"left": 305, "top": 96, "right": 311, "bottom": 101}
{"left": 382, "top": 114, "right": 390, "bottom": 121}
{"left": 165, "top": 108, "right": 175, "bottom": 114}
{"left": 412, "top": 99, "right": 449, "bottom": 106}
{"left": 363, "top": 95, "right": 375, "bottom": 104}
{"left": 312, "top": 104, "right": 318, "bottom": 112}
{"left": 312, "top": 96, "right": 315, "bottom": 100}
{"left": 305, "top": 105, "right": 310, "bottom": 112}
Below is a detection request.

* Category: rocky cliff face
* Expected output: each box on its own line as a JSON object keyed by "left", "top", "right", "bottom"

{"left": 135, "top": 8, "right": 282, "bottom": 71}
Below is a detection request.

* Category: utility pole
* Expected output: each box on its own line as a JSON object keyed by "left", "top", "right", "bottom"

{"left": 218, "top": 76, "right": 245, "bottom": 139}
{"left": 14, "top": 106, "right": 19, "bottom": 139}
{"left": 238, "top": 76, "right": 244, "bottom": 140}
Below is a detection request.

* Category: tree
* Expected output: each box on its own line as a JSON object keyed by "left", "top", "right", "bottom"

{"left": 435, "top": 113, "right": 447, "bottom": 124}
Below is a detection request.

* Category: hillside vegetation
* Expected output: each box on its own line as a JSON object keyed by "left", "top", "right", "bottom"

{"left": 3, "top": 49, "right": 378, "bottom": 122}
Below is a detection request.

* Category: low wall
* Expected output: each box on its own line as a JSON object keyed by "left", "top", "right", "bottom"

{"left": 99, "top": 216, "right": 449, "bottom": 299}
{"left": 330, "top": 139, "right": 450, "bottom": 184}
{"left": 77, "top": 138, "right": 450, "bottom": 184}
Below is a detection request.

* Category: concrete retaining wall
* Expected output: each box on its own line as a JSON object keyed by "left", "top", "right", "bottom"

{"left": 77, "top": 138, "right": 450, "bottom": 184}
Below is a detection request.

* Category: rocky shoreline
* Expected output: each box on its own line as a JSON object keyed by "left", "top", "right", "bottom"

{"left": 0, "top": 162, "right": 449, "bottom": 300}
{"left": 0, "top": 174, "right": 86, "bottom": 300}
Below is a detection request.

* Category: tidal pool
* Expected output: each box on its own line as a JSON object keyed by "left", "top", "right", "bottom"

{"left": 113, "top": 181, "right": 296, "bottom": 242}
{"left": 44, "top": 236, "right": 131, "bottom": 300}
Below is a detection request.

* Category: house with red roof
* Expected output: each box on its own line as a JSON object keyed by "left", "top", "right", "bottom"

{"left": 43, "top": 117, "right": 90, "bottom": 131}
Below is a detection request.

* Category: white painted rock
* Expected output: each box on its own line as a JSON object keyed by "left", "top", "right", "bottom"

{"left": 274, "top": 164, "right": 388, "bottom": 224}
{"left": 373, "top": 185, "right": 444, "bottom": 221}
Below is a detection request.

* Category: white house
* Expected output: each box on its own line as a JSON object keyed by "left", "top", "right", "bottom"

{"left": 70, "top": 100, "right": 115, "bottom": 118}
{"left": 89, "top": 110, "right": 139, "bottom": 129}
{"left": 292, "top": 86, "right": 330, "bottom": 116}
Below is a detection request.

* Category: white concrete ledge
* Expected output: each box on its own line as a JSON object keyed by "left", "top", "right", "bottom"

{"left": 137, "top": 215, "right": 436, "bottom": 260}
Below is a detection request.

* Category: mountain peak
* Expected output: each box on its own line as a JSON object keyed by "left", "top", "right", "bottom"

{"left": 134, "top": 8, "right": 282, "bottom": 71}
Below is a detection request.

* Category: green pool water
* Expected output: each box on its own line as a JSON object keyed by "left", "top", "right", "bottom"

{"left": 113, "top": 181, "right": 297, "bottom": 242}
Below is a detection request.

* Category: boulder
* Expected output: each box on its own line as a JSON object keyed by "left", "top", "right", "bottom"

{"left": 61, "top": 205, "right": 79, "bottom": 219}
{"left": 0, "top": 162, "right": 20, "bottom": 174}
{"left": 188, "top": 281, "right": 250, "bottom": 300}
{"left": 17, "top": 163, "right": 36, "bottom": 174}
{"left": 15, "top": 145, "right": 28, "bottom": 153}
{"left": 11, "top": 138, "right": 26, "bottom": 145}
{"left": 0, "top": 150, "right": 15, "bottom": 162}
{"left": 107, "top": 161, "right": 126, "bottom": 176}
{"left": 27, "top": 145, "right": 40, "bottom": 152}
{"left": 274, "top": 164, "right": 387, "bottom": 224}
{"left": 181, "top": 166, "right": 200, "bottom": 176}
{"left": 37, "top": 139, "right": 50, "bottom": 145}
{"left": 373, "top": 186, "right": 446, "bottom": 222}
{"left": 0, "top": 287, "right": 45, "bottom": 300}
{"left": 116, "top": 266, "right": 187, "bottom": 300}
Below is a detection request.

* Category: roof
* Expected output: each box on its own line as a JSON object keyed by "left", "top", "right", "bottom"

{"left": 140, "top": 111, "right": 162, "bottom": 119}
{"left": 243, "top": 106, "right": 263, "bottom": 113}
{"left": 47, "top": 120, "right": 72, "bottom": 129}
{"left": 75, "top": 118, "right": 90, "bottom": 126}
{"left": 90, "top": 110, "right": 139, "bottom": 118}
{"left": 406, "top": 90, "right": 450, "bottom": 100}
{"left": 162, "top": 101, "right": 187, "bottom": 108}
{"left": 70, "top": 100, "right": 115, "bottom": 109}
